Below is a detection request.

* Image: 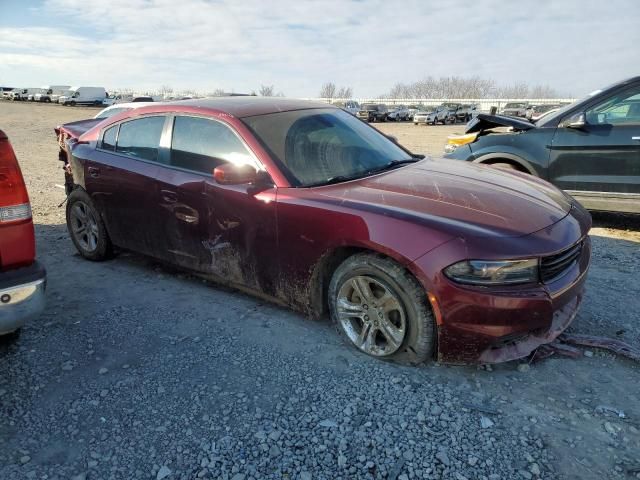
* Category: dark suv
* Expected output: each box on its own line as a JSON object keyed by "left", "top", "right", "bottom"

{"left": 356, "top": 104, "right": 388, "bottom": 122}
{"left": 444, "top": 76, "right": 640, "bottom": 214}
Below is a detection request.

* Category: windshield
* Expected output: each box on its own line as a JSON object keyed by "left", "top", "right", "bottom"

{"left": 505, "top": 103, "right": 526, "bottom": 109}
{"left": 94, "top": 106, "right": 132, "bottom": 119}
{"left": 361, "top": 104, "right": 377, "bottom": 111}
{"left": 243, "top": 108, "right": 413, "bottom": 187}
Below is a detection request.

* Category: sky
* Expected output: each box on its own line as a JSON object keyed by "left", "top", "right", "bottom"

{"left": 0, "top": 0, "right": 639, "bottom": 98}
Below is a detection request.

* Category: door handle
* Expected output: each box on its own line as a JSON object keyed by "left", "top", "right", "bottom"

{"left": 88, "top": 166, "right": 100, "bottom": 177}
{"left": 160, "top": 190, "right": 178, "bottom": 203}
{"left": 632, "top": 136, "right": 640, "bottom": 141}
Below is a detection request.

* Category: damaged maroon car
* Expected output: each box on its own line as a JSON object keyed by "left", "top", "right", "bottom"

{"left": 56, "top": 98, "right": 591, "bottom": 364}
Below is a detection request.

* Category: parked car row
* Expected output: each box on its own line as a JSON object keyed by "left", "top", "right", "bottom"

{"left": 1, "top": 86, "right": 161, "bottom": 107}
{"left": 413, "top": 103, "right": 479, "bottom": 125}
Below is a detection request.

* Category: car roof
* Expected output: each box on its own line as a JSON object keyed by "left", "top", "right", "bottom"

{"left": 162, "top": 97, "right": 336, "bottom": 118}
{"left": 103, "top": 101, "right": 157, "bottom": 110}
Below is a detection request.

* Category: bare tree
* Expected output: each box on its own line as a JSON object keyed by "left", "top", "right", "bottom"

{"left": 319, "top": 82, "right": 337, "bottom": 98}
{"left": 496, "top": 82, "right": 530, "bottom": 98}
{"left": 159, "top": 85, "right": 174, "bottom": 97}
{"left": 336, "top": 86, "right": 353, "bottom": 99}
{"left": 529, "top": 84, "right": 559, "bottom": 98}
{"left": 207, "top": 88, "right": 227, "bottom": 97}
{"left": 259, "top": 85, "right": 275, "bottom": 96}
{"left": 381, "top": 76, "right": 564, "bottom": 99}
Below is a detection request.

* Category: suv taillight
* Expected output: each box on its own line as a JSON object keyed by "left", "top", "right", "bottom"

{"left": 0, "top": 131, "right": 32, "bottom": 224}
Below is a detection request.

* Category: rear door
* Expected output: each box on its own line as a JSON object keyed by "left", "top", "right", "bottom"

{"left": 90, "top": 115, "right": 167, "bottom": 255}
{"left": 549, "top": 85, "right": 640, "bottom": 212}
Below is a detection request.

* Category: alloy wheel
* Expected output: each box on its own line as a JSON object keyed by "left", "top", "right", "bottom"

{"left": 70, "top": 201, "right": 100, "bottom": 252}
{"left": 336, "top": 275, "right": 407, "bottom": 356}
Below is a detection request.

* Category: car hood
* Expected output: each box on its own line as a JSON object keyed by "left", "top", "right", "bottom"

{"left": 465, "top": 114, "right": 535, "bottom": 133}
{"left": 313, "top": 159, "right": 571, "bottom": 239}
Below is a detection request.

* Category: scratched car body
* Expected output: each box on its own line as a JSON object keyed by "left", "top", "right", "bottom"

{"left": 57, "top": 98, "right": 591, "bottom": 364}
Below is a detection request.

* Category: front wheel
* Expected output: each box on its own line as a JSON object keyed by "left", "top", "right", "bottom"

{"left": 328, "top": 253, "right": 435, "bottom": 364}
{"left": 66, "top": 189, "right": 113, "bottom": 261}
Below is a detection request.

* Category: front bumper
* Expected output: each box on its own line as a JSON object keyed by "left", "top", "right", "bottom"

{"left": 0, "top": 261, "right": 47, "bottom": 334}
{"left": 412, "top": 207, "right": 592, "bottom": 364}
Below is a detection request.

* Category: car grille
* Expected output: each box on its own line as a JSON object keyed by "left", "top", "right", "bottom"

{"left": 540, "top": 240, "right": 583, "bottom": 283}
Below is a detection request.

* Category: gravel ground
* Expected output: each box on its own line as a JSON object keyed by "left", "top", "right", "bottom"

{"left": 1, "top": 102, "right": 639, "bottom": 480}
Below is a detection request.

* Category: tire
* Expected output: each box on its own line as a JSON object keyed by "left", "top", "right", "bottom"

{"left": 66, "top": 189, "right": 113, "bottom": 261}
{"left": 70, "top": 101, "right": 76, "bottom": 106}
{"left": 414, "top": 122, "right": 418, "bottom": 125}
{"left": 328, "top": 253, "right": 435, "bottom": 364}
{"left": 0, "top": 329, "right": 21, "bottom": 345}
{"left": 488, "top": 162, "right": 518, "bottom": 171}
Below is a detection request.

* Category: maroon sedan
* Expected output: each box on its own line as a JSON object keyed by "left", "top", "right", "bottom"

{"left": 58, "top": 98, "right": 591, "bottom": 364}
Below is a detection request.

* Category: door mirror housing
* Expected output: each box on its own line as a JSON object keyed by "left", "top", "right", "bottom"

{"left": 563, "top": 112, "right": 586, "bottom": 129}
{"left": 213, "top": 163, "right": 258, "bottom": 185}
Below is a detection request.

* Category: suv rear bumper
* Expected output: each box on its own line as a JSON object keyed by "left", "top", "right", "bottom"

{"left": 0, "top": 261, "right": 46, "bottom": 334}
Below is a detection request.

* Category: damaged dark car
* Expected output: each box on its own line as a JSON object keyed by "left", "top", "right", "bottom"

{"left": 55, "top": 98, "right": 591, "bottom": 365}
{"left": 444, "top": 76, "right": 640, "bottom": 214}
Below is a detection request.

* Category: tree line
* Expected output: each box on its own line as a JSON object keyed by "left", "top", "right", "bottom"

{"left": 145, "top": 77, "right": 565, "bottom": 100}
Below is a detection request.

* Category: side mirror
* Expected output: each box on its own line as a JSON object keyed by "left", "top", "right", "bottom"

{"left": 563, "top": 112, "right": 586, "bottom": 129}
{"left": 213, "top": 163, "right": 258, "bottom": 185}
{"left": 386, "top": 134, "right": 399, "bottom": 143}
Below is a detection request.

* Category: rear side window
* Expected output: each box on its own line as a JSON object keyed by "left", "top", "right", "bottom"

{"left": 102, "top": 125, "right": 118, "bottom": 151}
{"left": 115, "top": 116, "right": 165, "bottom": 162}
{"left": 170, "top": 116, "right": 254, "bottom": 174}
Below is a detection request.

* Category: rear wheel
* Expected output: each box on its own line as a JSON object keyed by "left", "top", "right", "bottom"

{"left": 66, "top": 189, "right": 113, "bottom": 261}
{"left": 328, "top": 253, "right": 435, "bottom": 364}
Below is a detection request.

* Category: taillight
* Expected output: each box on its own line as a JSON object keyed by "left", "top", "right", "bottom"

{"left": 0, "top": 131, "right": 32, "bottom": 224}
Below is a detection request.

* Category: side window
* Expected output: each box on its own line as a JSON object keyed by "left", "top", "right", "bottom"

{"left": 170, "top": 116, "right": 255, "bottom": 174}
{"left": 115, "top": 116, "right": 166, "bottom": 162}
{"left": 101, "top": 125, "right": 118, "bottom": 151}
{"left": 586, "top": 88, "right": 640, "bottom": 125}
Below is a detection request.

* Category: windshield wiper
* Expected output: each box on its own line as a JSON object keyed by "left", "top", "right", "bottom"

{"left": 364, "top": 158, "right": 419, "bottom": 176}
{"left": 304, "top": 175, "right": 361, "bottom": 187}
{"left": 304, "top": 159, "right": 419, "bottom": 188}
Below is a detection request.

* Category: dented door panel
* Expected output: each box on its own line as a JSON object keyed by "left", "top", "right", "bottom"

{"left": 152, "top": 167, "right": 209, "bottom": 268}
{"left": 202, "top": 180, "right": 278, "bottom": 296}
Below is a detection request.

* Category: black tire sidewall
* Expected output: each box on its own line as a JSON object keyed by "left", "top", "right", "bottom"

{"left": 66, "top": 189, "right": 112, "bottom": 261}
{"left": 328, "top": 254, "right": 435, "bottom": 364}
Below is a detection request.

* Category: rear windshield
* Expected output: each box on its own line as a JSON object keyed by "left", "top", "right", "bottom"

{"left": 95, "top": 107, "right": 131, "bottom": 119}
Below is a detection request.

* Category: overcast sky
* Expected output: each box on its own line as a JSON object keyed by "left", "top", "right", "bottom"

{"left": 0, "top": 0, "right": 638, "bottom": 97}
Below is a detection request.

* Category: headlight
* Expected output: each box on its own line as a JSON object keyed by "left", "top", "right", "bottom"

{"left": 444, "top": 133, "right": 478, "bottom": 154}
{"left": 444, "top": 259, "right": 539, "bottom": 286}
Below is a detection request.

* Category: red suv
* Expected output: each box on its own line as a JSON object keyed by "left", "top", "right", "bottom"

{"left": 0, "top": 130, "right": 46, "bottom": 337}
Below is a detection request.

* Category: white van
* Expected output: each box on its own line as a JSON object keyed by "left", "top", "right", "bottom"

{"left": 12, "top": 88, "right": 41, "bottom": 101}
{"left": 59, "top": 87, "right": 107, "bottom": 106}
{"left": 34, "top": 85, "right": 71, "bottom": 103}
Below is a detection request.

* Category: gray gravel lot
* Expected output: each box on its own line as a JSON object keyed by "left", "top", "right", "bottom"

{"left": 1, "top": 102, "right": 639, "bottom": 480}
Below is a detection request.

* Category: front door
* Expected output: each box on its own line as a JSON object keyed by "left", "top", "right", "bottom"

{"left": 549, "top": 85, "right": 640, "bottom": 211}
{"left": 152, "top": 114, "right": 278, "bottom": 293}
